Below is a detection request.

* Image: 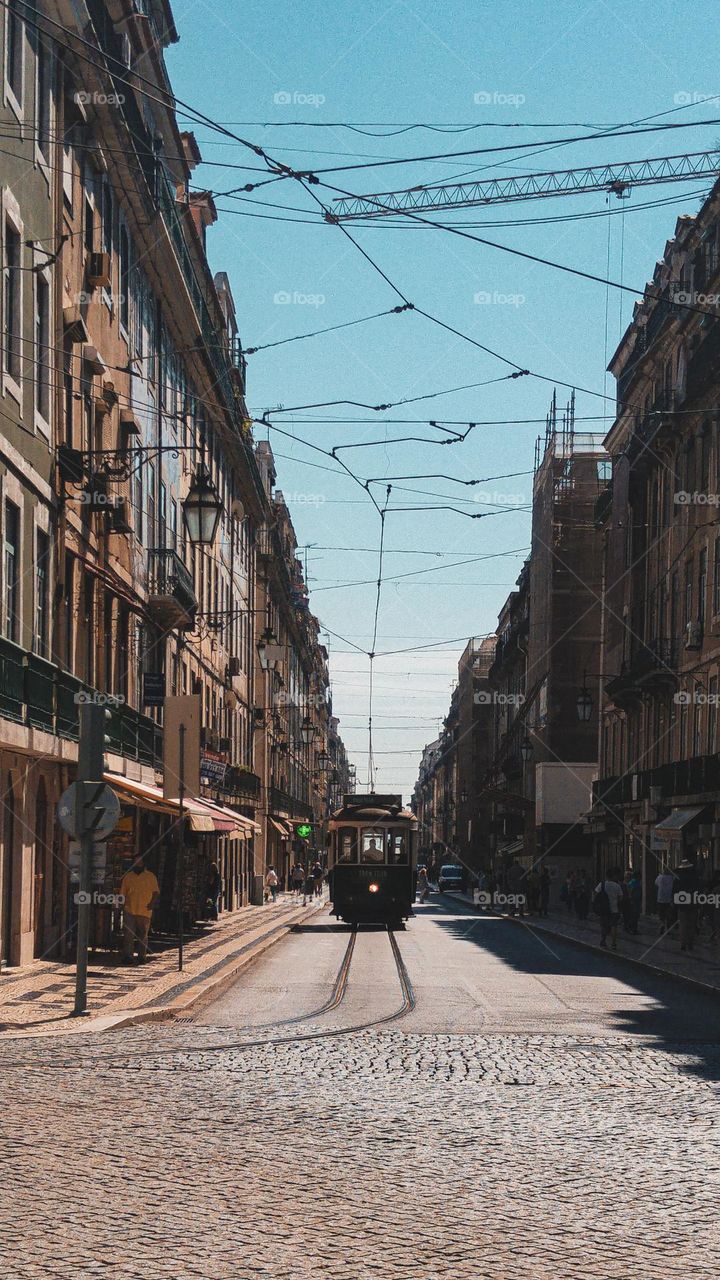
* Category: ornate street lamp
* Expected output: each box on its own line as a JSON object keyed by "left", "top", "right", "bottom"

{"left": 257, "top": 626, "right": 282, "bottom": 671}
{"left": 576, "top": 684, "right": 593, "bottom": 722}
{"left": 520, "top": 735, "right": 534, "bottom": 763}
{"left": 316, "top": 749, "right": 330, "bottom": 771}
{"left": 182, "top": 464, "right": 223, "bottom": 546}
{"left": 300, "top": 715, "right": 315, "bottom": 746}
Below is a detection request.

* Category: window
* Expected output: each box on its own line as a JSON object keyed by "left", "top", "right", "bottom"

{"left": 102, "top": 179, "right": 112, "bottom": 258}
{"left": 3, "top": 222, "right": 21, "bottom": 381}
{"left": 5, "top": 0, "right": 23, "bottom": 105}
{"left": 684, "top": 560, "right": 694, "bottom": 628}
{"left": 84, "top": 182, "right": 94, "bottom": 254}
{"left": 64, "top": 552, "right": 74, "bottom": 668}
{"left": 709, "top": 676, "right": 718, "bottom": 755}
{"left": 698, "top": 547, "right": 708, "bottom": 631}
{"left": 35, "top": 35, "right": 51, "bottom": 161}
{"left": 133, "top": 459, "right": 143, "bottom": 546}
{"left": 671, "top": 570, "right": 680, "bottom": 640}
{"left": 34, "top": 274, "right": 50, "bottom": 422}
{"left": 360, "top": 829, "right": 385, "bottom": 864}
{"left": 119, "top": 226, "right": 130, "bottom": 330}
{"left": 3, "top": 501, "right": 20, "bottom": 643}
{"left": 62, "top": 129, "right": 73, "bottom": 209}
{"left": 63, "top": 345, "right": 74, "bottom": 447}
{"left": 337, "top": 828, "right": 357, "bottom": 862}
{"left": 34, "top": 529, "right": 49, "bottom": 658}
{"left": 82, "top": 572, "right": 95, "bottom": 686}
{"left": 714, "top": 537, "right": 720, "bottom": 617}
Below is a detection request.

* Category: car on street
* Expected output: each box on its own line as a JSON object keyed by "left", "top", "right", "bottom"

{"left": 438, "top": 864, "right": 464, "bottom": 892}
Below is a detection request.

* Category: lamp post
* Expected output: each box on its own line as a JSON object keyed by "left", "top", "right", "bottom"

{"left": 257, "top": 626, "right": 282, "bottom": 671}
{"left": 520, "top": 735, "right": 534, "bottom": 763}
{"left": 182, "top": 464, "right": 223, "bottom": 546}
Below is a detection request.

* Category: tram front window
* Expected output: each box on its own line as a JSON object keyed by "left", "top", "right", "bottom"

{"left": 338, "top": 828, "right": 358, "bottom": 862}
{"left": 361, "top": 829, "right": 385, "bottom": 863}
{"left": 390, "top": 831, "right": 408, "bottom": 864}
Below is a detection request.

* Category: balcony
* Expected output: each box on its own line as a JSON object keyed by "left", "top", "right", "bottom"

{"left": 222, "top": 767, "right": 262, "bottom": 801}
{"left": 606, "top": 638, "right": 677, "bottom": 707}
{"left": 0, "top": 642, "right": 163, "bottom": 765}
{"left": 270, "top": 785, "right": 313, "bottom": 820}
{"left": 147, "top": 549, "right": 197, "bottom": 630}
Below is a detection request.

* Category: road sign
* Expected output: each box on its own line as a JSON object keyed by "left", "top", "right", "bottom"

{"left": 58, "top": 782, "right": 120, "bottom": 841}
{"left": 68, "top": 842, "right": 108, "bottom": 885}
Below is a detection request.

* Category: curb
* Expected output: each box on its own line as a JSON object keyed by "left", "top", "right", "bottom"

{"left": 102, "top": 899, "right": 327, "bottom": 1032}
{"left": 443, "top": 891, "right": 720, "bottom": 998}
{"left": 3, "top": 901, "right": 326, "bottom": 1039}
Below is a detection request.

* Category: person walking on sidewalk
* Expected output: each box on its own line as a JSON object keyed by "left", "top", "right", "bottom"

{"left": 623, "top": 869, "right": 642, "bottom": 935}
{"left": 120, "top": 856, "right": 160, "bottom": 964}
{"left": 675, "top": 856, "right": 699, "bottom": 952}
{"left": 655, "top": 866, "right": 677, "bottom": 935}
{"left": 265, "top": 867, "right": 279, "bottom": 902}
{"left": 311, "top": 859, "right": 324, "bottom": 897}
{"left": 539, "top": 867, "right": 551, "bottom": 917}
{"left": 291, "top": 861, "right": 305, "bottom": 898}
{"left": 594, "top": 868, "right": 623, "bottom": 950}
{"left": 574, "top": 871, "right": 591, "bottom": 921}
{"left": 206, "top": 861, "right": 222, "bottom": 921}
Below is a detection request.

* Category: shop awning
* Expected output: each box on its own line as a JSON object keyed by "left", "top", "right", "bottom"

{"left": 104, "top": 772, "right": 259, "bottom": 838}
{"left": 498, "top": 837, "right": 524, "bottom": 857}
{"left": 269, "top": 817, "right": 291, "bottom": 838}
{"left": 654, "top": 806, "right": 705, "bottom": 836}
{"left": 104, "top": 772, "right": 176, "bottom": 815}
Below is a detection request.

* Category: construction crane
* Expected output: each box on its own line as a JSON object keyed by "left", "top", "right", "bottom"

{"left": 329, "top": 148, "right": 720, "bottom": 220}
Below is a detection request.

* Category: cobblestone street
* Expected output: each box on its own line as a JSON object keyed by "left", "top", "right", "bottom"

{"left": 3, "top": 899, "right": 720, "bottom": 1280}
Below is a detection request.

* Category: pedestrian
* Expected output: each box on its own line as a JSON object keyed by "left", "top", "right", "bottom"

{"left": 654, "top": 865, "right": 677, "bottom": 935}
{"left": 623, "top": 869, "right": 641, "bottom": 935}
{"left": 574, "top": 871, "right": 591, "bottom": 921}
{"left": 206, "top": 860, "right": 221, "bottom": 921}
{"left": 311, "top": 858, "right": 324, "bottom": 897}
{"left": 505, "top": 859, "right": 525, "bottom": 917}
{"left": 526, "top": 868, "right": 541, "bottom": 916}
{"left": 593, "top": 866, "right": 623, "bottom": 950}
{"left": 539, "top": 867, "right": 551, "bottom": 916}
{"left": 265, "top": 867, "right": 279, "bottom": 902}
{"left": 119, "top": 855, "right": 160, "bottom": 965}
{"left": 674, "top": 855, "right": 699, "bottom": 952}
{"left": 291, "top": 861, "right": 305, "bottom": 898}
{"left": 416, "top": 865, "right": 430, "bottom": 903}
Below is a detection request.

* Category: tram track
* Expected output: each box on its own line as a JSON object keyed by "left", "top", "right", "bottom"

{"left": 0, "top": 925, "right": 416, "bottom": 1069}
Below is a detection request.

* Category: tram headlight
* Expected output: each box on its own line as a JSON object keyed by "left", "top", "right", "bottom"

{"left": 368, "top": 882, "right": 380, "bottom": 894}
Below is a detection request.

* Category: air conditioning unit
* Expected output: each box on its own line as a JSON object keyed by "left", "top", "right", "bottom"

{"left": 87, "top": 251, "right": 111, "bottom": 288}
{"left": 685, "top": 620, "right": 703, "bottom": 650}
{"left": 227, "top": 656, "right": 241, "bottom": 677}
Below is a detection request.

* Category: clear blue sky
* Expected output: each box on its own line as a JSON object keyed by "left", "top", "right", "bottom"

{"left": 166, "top": 0, "right": 719, "bottom": 798}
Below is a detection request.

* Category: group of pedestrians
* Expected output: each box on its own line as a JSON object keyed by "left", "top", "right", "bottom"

{"left": 592, "top": 855, "right": 718, "bottom": 952}
{"left": 266, "top": 859, "right": 325, "bottom": 905}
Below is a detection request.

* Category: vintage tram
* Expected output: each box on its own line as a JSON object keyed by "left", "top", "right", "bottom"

{"left": 327, "top": 794, "right": 417, "bottom": 925}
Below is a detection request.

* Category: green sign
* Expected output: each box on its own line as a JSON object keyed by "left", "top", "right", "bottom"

{"left": 295, "top": 822, "right": 313, "bottom": 840}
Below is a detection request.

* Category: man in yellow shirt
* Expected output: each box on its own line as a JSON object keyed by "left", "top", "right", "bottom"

{"left": 120, "top": 855, "right": 160, "bottom": 964}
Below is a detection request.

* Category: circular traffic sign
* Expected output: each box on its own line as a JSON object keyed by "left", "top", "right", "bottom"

{"left": 58, "top": 782, "right": 120, "bottom": 841}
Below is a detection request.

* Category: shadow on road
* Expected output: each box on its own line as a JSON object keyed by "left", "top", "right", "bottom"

{"left": 421, "top": 897, "right": 720, "bottom": 1083}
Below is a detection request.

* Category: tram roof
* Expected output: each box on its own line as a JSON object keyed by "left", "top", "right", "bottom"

{"left": 330, "top": 794, "right": 416, "bottom": 825}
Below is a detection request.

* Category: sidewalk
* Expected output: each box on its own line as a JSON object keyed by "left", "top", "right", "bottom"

{"left": 0, "top": 893, "right": 325, "bottom": 1039}
{"left": 446, "top": 892, "right": 720, "bottom": 994}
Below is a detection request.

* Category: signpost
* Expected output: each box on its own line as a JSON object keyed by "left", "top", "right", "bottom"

{"left": 59, "top": 704, "right": 119, "bottom": 1016}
